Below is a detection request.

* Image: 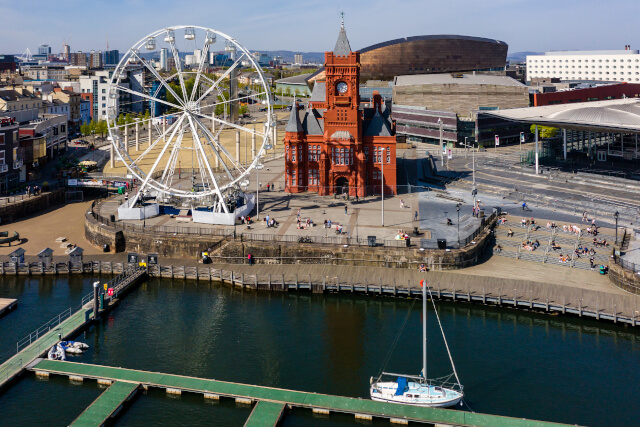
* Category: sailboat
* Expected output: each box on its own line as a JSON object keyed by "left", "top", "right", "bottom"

{"left": 369, "top": 280, "right": 464, "bottom": 408}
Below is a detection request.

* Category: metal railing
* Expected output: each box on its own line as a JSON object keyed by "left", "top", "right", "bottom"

{"left": 615, "top": 256, "right": 640, "bottom": 273}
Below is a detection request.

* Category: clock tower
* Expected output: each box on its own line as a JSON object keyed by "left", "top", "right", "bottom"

{"left": 283, "top": 19, "right": 397, "bottom": 198}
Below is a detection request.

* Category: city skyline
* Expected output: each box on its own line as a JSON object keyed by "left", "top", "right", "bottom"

{"left": 2, "top": 0, "right": 640, "bottom": 56}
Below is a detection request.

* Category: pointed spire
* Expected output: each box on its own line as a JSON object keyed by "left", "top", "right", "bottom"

{"left": 333, "top": 13, "right": 351, "bottom": 56}
{"left": 285, "top": 101, "right": 304, "bottom": 133}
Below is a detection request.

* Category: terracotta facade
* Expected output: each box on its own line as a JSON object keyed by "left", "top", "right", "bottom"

{"left": 284, "top": 26, "right": 397, "bottom": 197}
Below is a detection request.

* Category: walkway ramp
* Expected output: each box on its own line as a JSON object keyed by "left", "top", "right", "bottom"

{"left": 70, "top": 381, "right": 139, "bottom": 426}
{"left": 244, "top": 401, "right": 285, "bottom": 427}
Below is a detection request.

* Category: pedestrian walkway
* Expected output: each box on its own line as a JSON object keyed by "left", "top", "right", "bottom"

{"left": 70, "top": 381, "right": 139, "bottom": 427}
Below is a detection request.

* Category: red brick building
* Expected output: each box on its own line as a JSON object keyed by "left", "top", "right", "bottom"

{"left": 533, "top": 83, "right": 640, "bottom": 106}
{"left": 284, "top": 23, "right": 397, "bottom": 197}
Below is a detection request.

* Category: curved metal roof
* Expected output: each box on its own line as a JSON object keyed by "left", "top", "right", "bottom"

{"left": 360, "top": 34, "right": 507, "bottom": 54}
{"left": 482, "top": 99, "right": 640, "bottom": 132}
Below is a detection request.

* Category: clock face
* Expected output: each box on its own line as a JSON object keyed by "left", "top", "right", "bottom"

{"left": 336, "top": 81, "right": 348, "bottom": 94}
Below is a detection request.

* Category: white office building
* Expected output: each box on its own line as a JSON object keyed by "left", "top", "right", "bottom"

{"left": 527, "top": 50, "right": 640, "bottom": 83}
{"left": 160, "top": 48, "right": 168, "bottom": 71}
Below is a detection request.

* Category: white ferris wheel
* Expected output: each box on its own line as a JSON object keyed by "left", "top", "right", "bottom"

{"left": 107, "top": 25, "right": 273, "bottom": 213}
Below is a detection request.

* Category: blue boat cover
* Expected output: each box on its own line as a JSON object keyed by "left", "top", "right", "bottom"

{"left": 395, "top": 377, "right": 408, "bottom": 396}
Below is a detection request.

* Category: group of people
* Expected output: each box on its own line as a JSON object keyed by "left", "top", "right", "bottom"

{"left": 296, "top": 217, "right": 312, "bottom": 229}
{"left": 522, "top": 239, "right": 540, "bottom": 251}
{"left": 239, "top": 215, "right": 252, "bottom": 224}
{"left": 574, "top": 245, "right": 596, "bottom": 258}
{"left": 562, "top": 224, "right": 582, "bottom": 235}
{"left": 395, "top": 230, "right": 410, "bottom": 240}
{"left": 335, "top": 224, "right": 345, "bottom": 235}
{"left": 323, "top": 219, "right": 332, "bottom": 229}
{"left": 26, "top": 185, "right": 41, "bottom": 197}
{"left": 592, "top": 237, "right": 609, "bottom": 247}
{"left": 520, "top": 218, "right": 536, "bottom": 228}
{"left": 585, "top": 225, "right": 599, "bottom": 236}
{"left": 264, "top": 215, "right": 279, "bottom": 228}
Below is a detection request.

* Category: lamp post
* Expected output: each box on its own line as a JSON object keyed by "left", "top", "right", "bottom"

{"left": 256, "top": 163, "right": 264, "bottom": 221}
{"left": 438, "top": 118, "right": 443, "bottom": 167}
{"left": 614, "top": 210, "right": 619, "bottom": 245}
{"left": 456, "top": 203, "right": 461, "bottom": 246}
{"left": 459, "top": 140, "right": 476, "bottom": 208}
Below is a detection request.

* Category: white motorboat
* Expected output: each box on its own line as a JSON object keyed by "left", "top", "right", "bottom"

{"left": 47, "top": 344, "right": 67, "bottom": 361}
{"left": 370, "top": 280, "right": 464, "bottom": 408}
{"left": 60, "top": 341, "right": 88, "bottom": 354}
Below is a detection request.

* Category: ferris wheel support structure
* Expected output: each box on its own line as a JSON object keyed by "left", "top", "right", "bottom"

{"left": 107, "top": 26, "right": 273, "bottom": 223}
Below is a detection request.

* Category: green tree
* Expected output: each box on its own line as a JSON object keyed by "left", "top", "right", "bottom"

{"left": 284, "top": 87, "right": 291, "bottom": 97}
{"left": 80, "top": 123, "right": 91, "bottom": 136}
{"left": 238, "top": 104, "right": 248, "bottom": 116}
{"left": 125, "top": 113, "right": 133, "bottom": 124}
{"left": 143, "top": 110, "right": 150, "bottom": 120}
{"left": 117, "top": 114, "right": 125, "bottom": 126}
{"left": 96, "top": 120, "right": 108, "bottom": 138}
{"left": 530, "top": 125, "right": 558, "bottom": 139}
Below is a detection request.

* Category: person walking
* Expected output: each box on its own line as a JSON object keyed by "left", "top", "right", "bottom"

{"left": 344, "top": 205, "right": 348, "bottom": 215}
{"left": 414, "top": 211, "right": 419, "bottom": 221}
{"left": 400, "top": 199, "right": 404, "bottom": 209}
{"left": 247, "top": 253, "right": 253, "bottom": 266}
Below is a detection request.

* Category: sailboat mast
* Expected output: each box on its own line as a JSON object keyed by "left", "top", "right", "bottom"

{"left": 423, "top": 281, "right": 427, "bottom": 382}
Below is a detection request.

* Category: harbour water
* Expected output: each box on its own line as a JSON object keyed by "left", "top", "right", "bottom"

{"left": 1, "top": 276, "right": 639, "bottom": 426}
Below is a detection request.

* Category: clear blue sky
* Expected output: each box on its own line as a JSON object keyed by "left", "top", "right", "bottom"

{"left": 1, "top": 0, "right": 638, "bottom": 55}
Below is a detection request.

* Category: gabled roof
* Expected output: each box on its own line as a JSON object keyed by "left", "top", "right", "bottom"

{"left": 285, "top": 104, "right": 304, "bottom": 133}
{"left": 334, "top": 24, "right": 352, "bottom": 56}
{"left": 309, "top": 82, "right": 326, "bottom": 102}
{"left": 9, "top": 248, "right": 25, "bottom": 256}
{"left": 275, "top": 73, "right": 313, "bottom": 85}
{"left": 302, "top": 109, "right": 324, "bottom": 136}
{"left": 69, "top": 246, "right": 84, "bottom": 255}
{"left": 364, "top": 109, "right": 392, "bottom": 137}
{"left": 38, "top": 247, "right": 54, "bottom": 256}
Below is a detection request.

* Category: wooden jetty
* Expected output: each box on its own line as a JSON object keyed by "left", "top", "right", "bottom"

{"left": 0, "top": 298, "right": 16, "bottom": 317}
{"left": 0, "top": 267, "right": 147, "bottom": 391}
{"left": 30, "top": 359, "right": 576, "bottom": 427}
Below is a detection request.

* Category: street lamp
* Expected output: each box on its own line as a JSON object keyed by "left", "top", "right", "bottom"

{"left": 459, "top": 140, "right": 476, "bottom": 208}
{"left": 256, "top": 163, "right": 264, "bottom": 221}
{"left": 456, "top": 203, "right": 461, "bottom": 246}
{"left": 438, "top": 118, "right": 443, "bottom": 167}
{"left": 614, "top": 211, "right": 619, "bottom": 245}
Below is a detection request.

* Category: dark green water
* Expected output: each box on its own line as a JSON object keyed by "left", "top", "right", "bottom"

{"left": 1, "top": 277, "right": 639, "bottom": 426}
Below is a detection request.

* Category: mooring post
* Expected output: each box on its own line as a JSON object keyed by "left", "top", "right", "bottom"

{"left": 563, "top": 296, "right": 566, "bottom": 314}
{"left": 242, "top": 273, "right": 245, "bottom": 289}
{"left": 393, "top": 278, "right": 397, "bottom": 296}
{"left": 579, "top": 299, "right": 582, "bottom": 317}
{"left": 255, "top": 275, "right": 258, "bottom": 289}
{"left": 379, "top": 277, "right": 382, "bottom": 294}
{"left": 546, "top": 299, "right": 549, "bottom": 312}
{"left": 282, "top": 274, "right": 286, "bottom": 291}
{"left": 614, "top": 304, "right": 617, "bottom": 323}
{"left": 268, "top": 274, "right": 272, "bottom": 290}
{"left": 296, "top": 274, "right": 299, "bottom": 290}
{"left": 337, "top": 276, "right": 340, "bottom": 290}
{"left": 309, "top": 274, "right": 311, "bottom": 289}
{"left": 596, "top": 301, "right": 599, "bottom": 320}
{"left": 221, "top": 269, "right": 224, "bottom": 284}
{"left": 231, "top": 271, "right": 234, "bottom": 285}
{"left": 482, "top": 286, "right": 486, "bottom": 304}
{"left": 322, "top": 276, "right": 326, "bottom": 292}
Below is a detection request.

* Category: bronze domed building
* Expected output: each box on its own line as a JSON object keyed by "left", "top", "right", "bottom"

{"left": 310, "top": 35, "right": 508, "bottom": 83}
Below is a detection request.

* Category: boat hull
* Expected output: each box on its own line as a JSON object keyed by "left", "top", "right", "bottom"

{"left": 370, "top": 392, "right": 462, "bottom": 408}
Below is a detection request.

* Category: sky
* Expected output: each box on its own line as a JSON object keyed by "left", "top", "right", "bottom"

{"left": 1, "top": 0, "right": 639, "bottom": 55}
